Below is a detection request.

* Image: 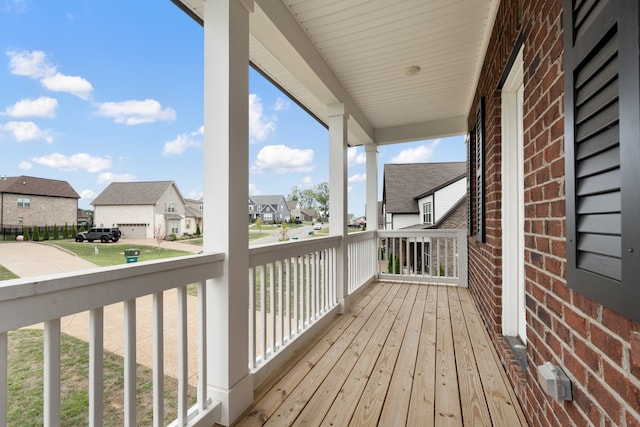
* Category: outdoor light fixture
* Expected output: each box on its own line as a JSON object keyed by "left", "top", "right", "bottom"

{"left": 404, "top": 65, "right": 421, "bottom": 76}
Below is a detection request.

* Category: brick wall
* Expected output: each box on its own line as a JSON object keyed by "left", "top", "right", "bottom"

{"left": 2, "top": 194, "right": 78, "bottom": 227}
{"left": 467, "top": 0, "right": 640, "bottom": 425}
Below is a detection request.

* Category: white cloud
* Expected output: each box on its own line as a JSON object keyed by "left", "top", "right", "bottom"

{"left": 96, "top": 99, "right": 176, "bottom": 125}
{"left": 162, "top": 127, "right": 202, "bottom": 156}
{"left": 4, "top": 96, "right": 58, "bottom": 118}
{"left": 391, "top": 139, "right": 442, "bottom": 163}
{"left": 80, "top": 189, "right": 97, "bottom": 199}
{"left": 301, "top": 176, "right": 313, "bottom": 187}
{"left": 249, "top": 94, "right": 276, "bottom": 143}
{"left": 249, "top": 183, "right": 260, "bottom": 195}
{"left": 7, "top": 50, "right": 93, "bottom": 99}
{"left": 7, "top": 50, "right": 54, "bottom": 78}
{"left": 251, "top": 144, "right": 314, "bottom": 174}
{"left": 348, "top": 186, "right": 353, "bottom": 193}
{"left": 186, "top": 190, "right": 203, "bottom": 200}
{"left": 41, "top": 73, "right": 93, "bottom": 100}
{"left": 97, "top": 172, "right": 136, "bottom": 184}
{"left": 348, "top": 147, "right": 366, "bottom": 167}
{"left": 274, "top": 97, "right": 290, "bottom": 111}
{"left": 18, "top": 161, "right": 32, "bottom": 170}
{"left": 1, "top": 121, "right": 53, "bottom": 143}
{"left": 348, "top": 173, "right": 366, "bottom": 183}
{"left": 32, "top": 153, "right": 111, "bottom": 172}
{"left": 2, "top": 0, "right": 29, "bottom": 13}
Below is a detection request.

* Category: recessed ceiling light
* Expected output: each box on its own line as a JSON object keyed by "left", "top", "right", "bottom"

{"left": 404, "top": 65, "right": 421, "bottom": 76}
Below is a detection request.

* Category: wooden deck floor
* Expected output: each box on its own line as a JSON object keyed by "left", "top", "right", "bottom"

{"left": 234, "top": 282, "right": 528, "bottom": 426}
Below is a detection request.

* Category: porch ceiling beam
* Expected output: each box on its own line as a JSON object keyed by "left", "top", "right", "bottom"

{"left": 252, "top": 0, "right": 374, "bottom": 144}
{"left": 374, "top": 116, "right": 468, "bottom": 146}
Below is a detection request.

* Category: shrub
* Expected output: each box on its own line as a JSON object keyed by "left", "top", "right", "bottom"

{"left": 43, "top": 225, "right": 50, "bottom": 241}
{"left": 23, "top": 228, "right": 30, "bottom": 241}
{"left": 195, "top": 224, "right": 201, "bottom": 236}
{"left": 63, "top": 222, "right": 69, "bottom": 239}
{"left": 53, "top": 224, "right": 59, "bottom": 240}
{"left": 32, "top": 226, "right": 40, "bottom": 241}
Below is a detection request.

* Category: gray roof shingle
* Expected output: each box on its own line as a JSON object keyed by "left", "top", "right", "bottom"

{"left": 383, "top": 162, "right": 466, "bottom": 213}
{"left": 0, "top": 175, "right": 79, "bottom": 199}
{"left": 92, "top": 181, "right": 175, "bottom": 206}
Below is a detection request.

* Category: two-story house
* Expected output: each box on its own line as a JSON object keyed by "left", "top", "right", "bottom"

{"left": 248, "top": 195, "right": 290, "bottom": 224}
{"left": 92, "top": 181, "right": 187, "bottom": 239}
{"left": 0, "top": 175, "right": 79, "bottom": 231}
{"left": 184, "top": 198, "right": 203, "bottom": 234}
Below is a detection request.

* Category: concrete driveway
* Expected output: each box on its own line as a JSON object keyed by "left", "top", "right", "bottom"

{"left": 0, "top": 241, "right": 96, "bottom": 277}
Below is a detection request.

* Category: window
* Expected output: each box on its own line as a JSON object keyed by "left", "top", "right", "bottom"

{"left": 422, "top": 202, "right": 433, "bottom": 224}
{"left": 257, "top": 205, "right": 262, "bottom": 210}
{"left": 170, "top": 221, "right": 179, "bottom": 234}
{"left": 199, "top": 204, "right": 203, "bottom": 211}
{"left": 249, "top": 205, "right": 254, "bottom": 211}
{"left": 564, "top": 0, "right": 640, "bottom": 322}
{"left": 263, "top": 213, "right": 273, "bottom": 221}
{"left": 186, "top": 222, "right": 191, "bottom": 230}
{"left": 167, "top": 202, "right": 176, "bottom": 213}
{"left": 17, "top": 198, "right": 30, "bottom": 208}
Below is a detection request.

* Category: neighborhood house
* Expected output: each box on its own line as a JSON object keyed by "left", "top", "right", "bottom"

{"left": 92, "top": 181, "right": 188, "bottom": 239}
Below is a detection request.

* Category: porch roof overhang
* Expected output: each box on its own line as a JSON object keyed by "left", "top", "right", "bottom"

{"left": 172, "top": 0, "right": 499, "bottom": 146}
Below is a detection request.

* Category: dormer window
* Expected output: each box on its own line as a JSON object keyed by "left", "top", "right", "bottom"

{"left": 422, "top": 202, "right": 432, "bottom": 224}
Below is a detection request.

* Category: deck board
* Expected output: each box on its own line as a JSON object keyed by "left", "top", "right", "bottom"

{"left": 232, "top": 282, "right": 528, "bottom": 427}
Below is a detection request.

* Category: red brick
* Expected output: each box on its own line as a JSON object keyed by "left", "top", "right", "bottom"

{"left": 602, "top": 359, "right": 640, "bottom": 412}
{"left": 588, "top": 372, "right": 622, "bottom": 422}
{"left": 565, "top": 308, "right": 588, "bottom": 338}
{"left": 574, "top": 337, "right": 600, "bottom": 374}
{"left": 591, "top": 324, "right": 623, "bottom": 365}
{"left": 602, "top": 307, "right": 635, "bottom": 339}
{"left": 631, "top": 330, "right": 640, "bottom": 380}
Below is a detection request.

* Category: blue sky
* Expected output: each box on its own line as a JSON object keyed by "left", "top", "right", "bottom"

{"left": 0, "top": 0, "right": 466, "bottom": 216}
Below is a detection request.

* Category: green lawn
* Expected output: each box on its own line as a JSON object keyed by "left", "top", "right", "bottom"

{"left": 8, "top": 329, "right": 195, "bottom": 426}
{"left": 0, "top": 264, "right": 18, "bottom": 281}
{"left": 45, "top": 241, "right": 192, "bottom": 267}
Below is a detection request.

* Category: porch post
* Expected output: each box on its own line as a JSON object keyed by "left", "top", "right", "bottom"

{"left": 328, "top": 103, "right": 349, "bottom": 313}
{"left": 202, "top": 0, "right": 254, "bottom": 425}
{"left": 365, "top": 144, "right": 378, "bottom": 231}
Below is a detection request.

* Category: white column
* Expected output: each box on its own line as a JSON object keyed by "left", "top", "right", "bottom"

{"left": 202, "top": 0, "right": 254, "bottom": 425}
{"left": 365, "top": 144, "right": 378, "bottom": 231}
{"left": 328, "top": 103, "right": 349, "bottom": 313}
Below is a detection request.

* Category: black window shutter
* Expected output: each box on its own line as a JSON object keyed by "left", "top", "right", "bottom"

{"left": 466, "top": 132, "right": 473, "bottom": 237}
{"left": 476, "top": 97, "right": 486, "bottom": 243}
{"left": 564, "top": 0, "right": 640, "bottom": 322}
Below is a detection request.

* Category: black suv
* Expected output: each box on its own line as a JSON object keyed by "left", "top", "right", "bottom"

{"left": 75, "top": 227, "right": 121, "bottom": 243}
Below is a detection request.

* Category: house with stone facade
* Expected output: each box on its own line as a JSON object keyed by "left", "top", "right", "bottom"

{"left": 0, "top": 175, "right": 79, "bottom": 231}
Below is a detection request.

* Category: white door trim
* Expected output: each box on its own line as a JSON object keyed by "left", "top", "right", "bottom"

{"left": 501, "top": 47, "right": 526, "bottom": 342}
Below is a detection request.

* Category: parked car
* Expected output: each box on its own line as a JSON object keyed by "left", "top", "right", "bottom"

{"left": 313, "top": 223, "right": 323, "bottom": 230}
{"left": 76, "top": 227, "right": 121, "bottom": 243}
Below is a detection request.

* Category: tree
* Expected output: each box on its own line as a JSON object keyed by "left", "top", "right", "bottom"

{"left": 43, "top": 225, "right": 50, "bottom": 241}
{"left": 195, "top": 223, "right": 201, "bottom": 236}
{"left": 314, "top": 182, "right": 329, "bottom": 220}
{"left": 154, "top": 225, "right": 166, "bottom": 248}
{"left": 278, "top": 221, "right": 289, "bottom": 242}
{"left": 53, "top": 224, "right": 59, "bottom": 240}
{"left": 255, "top": 217, "right": 263, "bottom": 232}
{"left": 63, "top": 222, "right": 69, "bottom": 239}
{"left": 32, "top": 226, "right": 40, "bottom": 241}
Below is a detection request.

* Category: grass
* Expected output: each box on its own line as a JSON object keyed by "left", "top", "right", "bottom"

{"left": 44, "top": 241, "right": 192, "bottom": 267}
{"left": 8, "top": 329, "right": 196, "bottom": 426}
{"left": 0, "top": 264, "right": 18, "bottom": 281}
{"left": 249, "top": 232, "right": 270, "bottom": 241}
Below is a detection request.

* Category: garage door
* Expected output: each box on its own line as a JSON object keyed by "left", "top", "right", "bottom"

{"left": 117, "top": 224, "right": 148, "bottom": 239}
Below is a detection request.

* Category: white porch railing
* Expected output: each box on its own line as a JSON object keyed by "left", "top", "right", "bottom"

{"left": 248, "top": 236, "right": 340, "bottom": 380}
{"left": 347, "top": 230, "right": 378, "bottom": 293}
{"left": 377, "top": 229, "right": 468, "bottom": 287}
{"left": 0, "top": 254, "right": 224, "bottom": 427}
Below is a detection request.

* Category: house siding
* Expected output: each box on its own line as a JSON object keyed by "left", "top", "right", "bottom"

{"left": 2, "top": 194, "right": 77, "bottom": 227}
{"left": 468, "top": 1, "right": 640, "bottom": 426}
{"left": 95, "top": 205, "right": 154, "bottom": 238}
{"left": 433, "top": 178, "right": 466, "bottom": 221}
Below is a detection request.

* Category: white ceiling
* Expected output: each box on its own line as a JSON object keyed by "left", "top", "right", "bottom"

{"left": 175, "top": 0, "right": 499, "bottom": 146}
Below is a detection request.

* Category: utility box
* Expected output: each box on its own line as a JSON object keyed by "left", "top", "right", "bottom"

{"left": 124, "top": 248, "right": 140, "bottom": 263}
